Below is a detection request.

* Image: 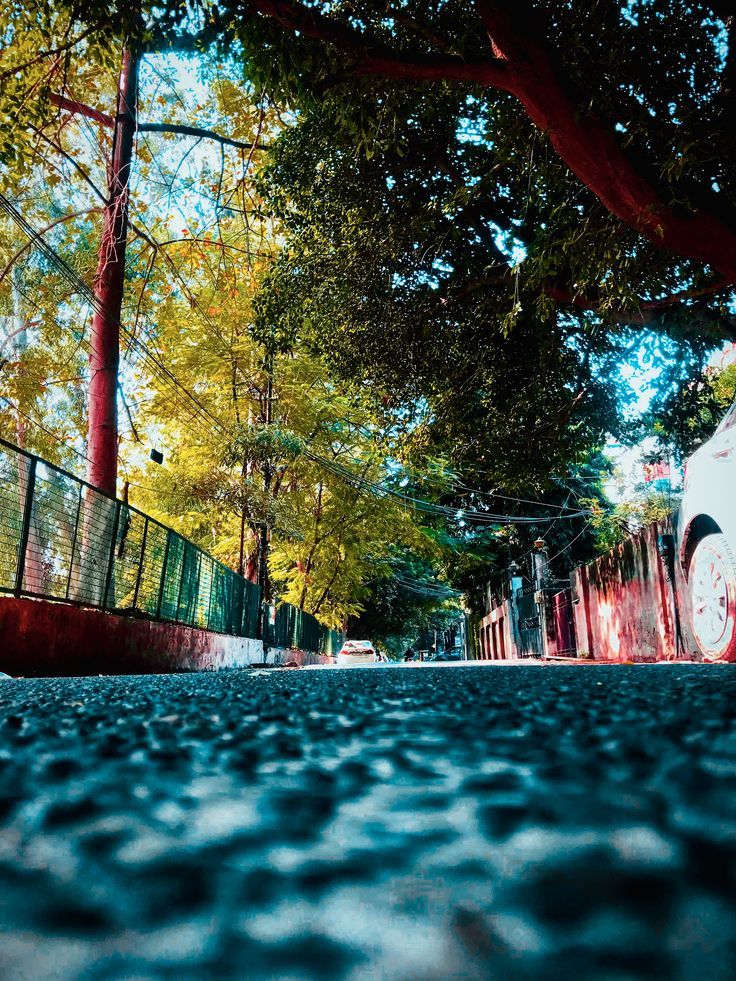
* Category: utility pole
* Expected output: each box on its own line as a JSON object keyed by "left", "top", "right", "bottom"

{"left": 87, "top": 43, "right": 139, "bottom": 495}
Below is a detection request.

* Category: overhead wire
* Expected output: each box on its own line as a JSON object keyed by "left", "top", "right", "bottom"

{"left": 2, "top": 214, "right": 589, "bottom": 530}
{"left": 58, "top": 91, "right": 251, "bottom": 376}
{"left": 0, "top": 191, "right": 232, "bottom": 442}
{"left": 301, "top": 445, "right": 591, "bottom": 525}
{"left": 0, "top": 393, "right": 95, "bottom": 468}
{"left": 1, "top": 195, "right": 602, "bottom": 615}
{"left": 544, "top": 520, "right": 594, "bottom": 567}
{"left": 2, "top": 194, "right": 591, "bottom": 532}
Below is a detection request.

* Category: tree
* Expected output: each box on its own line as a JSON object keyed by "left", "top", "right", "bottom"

{"left": 6, "top": 0, "right": 709, "bottom": 636}
{"left": 8, "top": 2, "right": 735, "bottom": 332}
{"left": 1, "top": 2, "right": 267, "bottom": 490}
{"left": 214, "top": 0, "right": 736, "bottom": 338}
{"left": 2, "top": 8, "right": 465, "bottom": 634}
{"left": 129, "top": 321, "right": 451, "bottom": 630}
{"left": 649, "top": 354, "right": 736, "bottom": 461}
{"left": 346, "top": 549, "right": 462, "bottom": 657}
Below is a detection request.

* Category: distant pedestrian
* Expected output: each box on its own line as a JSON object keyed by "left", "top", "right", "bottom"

{"left": 403, "top": 647, "right": 415, "bottom": 662}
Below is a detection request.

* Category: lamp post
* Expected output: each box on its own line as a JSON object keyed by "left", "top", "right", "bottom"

{"left": 533, "top": 538, "right": 549, "bottom": 588}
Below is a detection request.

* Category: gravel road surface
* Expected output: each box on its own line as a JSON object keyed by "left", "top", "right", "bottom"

{"left": 1, "top": 663, "right": 735, "bottom": 980}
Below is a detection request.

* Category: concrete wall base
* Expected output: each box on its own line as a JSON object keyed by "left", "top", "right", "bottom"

{"left": 266, "top": 647, "right": 337, "bottom": 667}
{"left": 0, "top": 595, "right": 264, "bottom": 677}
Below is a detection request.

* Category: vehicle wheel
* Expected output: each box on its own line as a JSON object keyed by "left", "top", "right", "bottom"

{"left": 688, "top": 533, "right": 736, "bottom": 661}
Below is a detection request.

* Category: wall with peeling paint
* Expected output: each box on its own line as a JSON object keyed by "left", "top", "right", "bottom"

{"left": 572, "top": 518, "right": 699, "bottom": 662}
{"left": 477, "top": 599, "right": 514, "bottom": 659}
{"left": 545, "top": 588, "right": 577, "bottom": 658}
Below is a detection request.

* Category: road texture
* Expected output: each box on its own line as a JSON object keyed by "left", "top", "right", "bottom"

{"left": 1, "top": 663, "right": 736, "bottom": 980}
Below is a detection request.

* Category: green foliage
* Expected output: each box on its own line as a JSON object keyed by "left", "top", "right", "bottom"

{"left": 346, "top": 550, "right": 460, "bottom": 652}
{"left": 585, "top": 494, "right": 673, "bottom": 553}
{"left": 649, "top": 360, "right": 736, "bottom": 463}
{"left": 6, "top": 0, "right": 731, "bottom": 642}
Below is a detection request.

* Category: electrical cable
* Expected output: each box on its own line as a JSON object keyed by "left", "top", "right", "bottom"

{"left": 544, "top": 520, "right": 594, "bottom": 567}
{"left": 301, "top": 446, "right": 591, "bottom": 525}
{"left": 2, "top": 196, "right": 592, "bottom": 539}
{"left": 0, "top": 191, "right": 232, "bottom": 440}
{"left": 0, "top": 393, "right": 95, "bottom": 468}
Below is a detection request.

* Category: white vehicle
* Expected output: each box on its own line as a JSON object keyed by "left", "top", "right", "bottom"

{"left": 336, "top": 640, "right": 378, "bottom": 666}
{"left": 679, "top": 400, "right": 736, "bottom": 660}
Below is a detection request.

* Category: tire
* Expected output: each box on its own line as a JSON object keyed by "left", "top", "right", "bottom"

{"left": 688, "top": 533, "right": 736, "bottom": 661}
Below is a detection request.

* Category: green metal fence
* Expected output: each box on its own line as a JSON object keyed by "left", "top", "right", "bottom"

{"left": 0, "top": 437, "right": 260, "bottom": 636}
{"left": 263, "top": 602, "right": 343, "bottom": 657}
{"left": 0, "top": 436, "right": 342, "bottom": 653}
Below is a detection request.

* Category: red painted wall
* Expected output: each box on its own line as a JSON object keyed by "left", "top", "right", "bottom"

{"left": 0, "top": 596, "right": 263, "bottom": 676}
{"left": 477, "top": 600, "right": 514, "bottom": 659}
{"left": 572, "top": 520, "right": 696, "bottom": 662}
{"left": 546, "top": 589, "right": 577, "bottom": 658}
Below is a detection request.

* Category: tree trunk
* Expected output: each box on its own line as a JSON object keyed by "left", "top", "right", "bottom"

{"left": 87, "top": 45, "right": 138, "bottom": 494}
{"left": 258, "top": 357, "right": 274, "bottom": 601}
{"left": 474, "top": 0, "right": 736, "bottom": 278}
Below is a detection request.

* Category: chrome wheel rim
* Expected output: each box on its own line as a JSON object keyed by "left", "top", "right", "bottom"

{"left": 691, "top": 548, "right": 730, "bottom": 651}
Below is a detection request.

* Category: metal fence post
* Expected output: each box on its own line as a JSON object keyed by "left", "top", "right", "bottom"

{"left": 175, "top": 540, "right": 187, "bottom": 623}
{"left": 156, "top": 529, "right": 171, "bottom": 619}
{"left": 193, "top": 550, "right": 203, "bottom": 628}
{"left": 205, "top": 558, "right": 216, "bottom": 631}
{"left": 15, "top": 455, "right": 37, "bottom": 596}
{"left": 101, "top": 500, "right": 121, "bottom": 612}
{"left": 65, "top": 483, "right": 83, "bottom": 600}
{"left": 131, "top": 516, "right": 148, "bottom": 611}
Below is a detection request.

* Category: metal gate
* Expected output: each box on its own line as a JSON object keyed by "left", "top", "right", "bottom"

{"left": 516, "top": 583, "right": 543, "bottom": 657}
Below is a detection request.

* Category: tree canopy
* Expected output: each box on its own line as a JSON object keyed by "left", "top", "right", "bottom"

{"left": 3, "top": 0, "right": 733, "bottom": 644}
{"left": 225, "top": 0, "right": 736, "bottom": 337}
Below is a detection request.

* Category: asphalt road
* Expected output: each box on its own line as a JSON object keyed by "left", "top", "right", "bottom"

{"left": 1, "top": 663, "right": 736, "bottom": 980}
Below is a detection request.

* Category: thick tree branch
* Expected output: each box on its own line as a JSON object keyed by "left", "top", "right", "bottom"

{"left": 473, "top": 0, "right": 736, "bottom": 278}
{"left": 138, "top": 122, "right": 264, "bottom": 150}
{"left": 50, "top": 93, "right": 113, "bottom": 127}
{"left": 547, "top": 283, "right": 736, "bottom": 340}
{"left": 547, "top": 276, "right": 735, "bottom": 315}
{"left": 245, "top": 0, "right": 736, "bottom": 277}
{"left": 243, "top": 0, "right": 509, "bottom": 86}
{"left": 49, "top": 93, "right": 266, "bottom": 150}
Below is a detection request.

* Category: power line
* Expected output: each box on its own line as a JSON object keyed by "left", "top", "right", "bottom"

{"left": 1, "top": 196, "right": 592, "bottom": 536}
{"left": 0, "top": 393, "right": 94, "bottom": 467}
{"left": 301, "top": 446, "right": 591, "bottom": 526}
{"left": 0, "top": 191, "right": 232, "bottom": 441}
{"left": 10, "top": 264, "right": 225, "bottom": 453}
{"left": 545, "top": 521, "right": 594, "bottom": 567}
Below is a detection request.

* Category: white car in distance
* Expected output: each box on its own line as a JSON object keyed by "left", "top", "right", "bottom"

{"left": 336, "top": 640, "right": 379, "bottom": 666}
{"left": 679, "top": 400, "right": 736, "bottom": 661}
